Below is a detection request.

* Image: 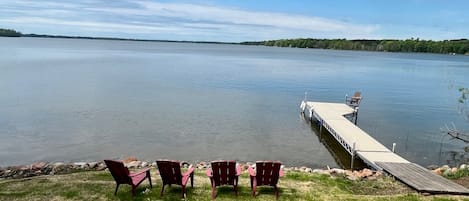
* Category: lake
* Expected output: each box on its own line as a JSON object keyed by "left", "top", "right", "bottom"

{"left": 1, "top": 37, "right": 468, "bottom": 168}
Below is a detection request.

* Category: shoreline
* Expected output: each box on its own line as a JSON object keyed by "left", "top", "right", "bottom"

{"left": 1, "top": 157, "right": 466, "bottom": 181}
{"left": 0, "top": 157, "right": 379, "bottom": 180}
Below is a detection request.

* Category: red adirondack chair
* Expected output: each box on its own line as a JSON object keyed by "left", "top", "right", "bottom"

{"left": 156, "top": 160, "right": 195, "bottom": 198}
{"left": 248, "top": 161, "right": 284, "bottom": 199}
{"left": 104, "top": 159, "right": 152, "bottom": 196}
{"left": 206, "top": 160, "right": 241, "bottom": 199}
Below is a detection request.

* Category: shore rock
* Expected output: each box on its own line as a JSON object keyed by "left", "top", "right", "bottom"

{"left": 88, "top": 162, "right": 98, "bottom": 169}
{"left": 96, "top": 162, "right": 107, "bottom": 171}
{"left": 126, "top": 161, "right": 141, "bottom": 168}
{"left": 443, "top": 169, "right": 452, "bottom": 176}
{"left": 441, "top": 165, "right": 450, "bottom": 171}
{"left": 460, "top": 164, "right": 467, "bottom": 170}
{"left": 123, "top": 157, "right": 138, "bottom": 163}
{"left": 451, "top": 167, "right": 458, "bottom": 173}
{"left": 31, "top": 162, "right": 48, "bottom": 170}
{"left": 330, "top": 168, "right": 345, "bottom": 175}
{"left": 73, "top": 162, "right": 88, "bottom": 169}
{"left": 432, "top": 168, "right": 442, "bottom": 175}
{"left": 360, "top": 168, "right": 373, "bottom": 178}
{"left": 312, "top": 169, "right": 330, "bottom": 175}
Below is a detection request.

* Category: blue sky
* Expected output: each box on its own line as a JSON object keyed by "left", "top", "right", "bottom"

{"left": 0, "top": 0, "right": 468, "bottom": 42}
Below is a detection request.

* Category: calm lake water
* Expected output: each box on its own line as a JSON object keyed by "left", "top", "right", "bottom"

{"left": 1, "top": 37, "right": 469, "bottom": 168}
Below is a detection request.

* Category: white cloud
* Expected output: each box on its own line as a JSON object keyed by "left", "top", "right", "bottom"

{"left": 0, "top": 0, "right": 379, "bottom": 41}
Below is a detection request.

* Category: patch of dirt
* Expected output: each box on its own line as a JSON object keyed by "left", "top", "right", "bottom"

{"left": 453, "top": 176, "right": 469, "bottom": 188}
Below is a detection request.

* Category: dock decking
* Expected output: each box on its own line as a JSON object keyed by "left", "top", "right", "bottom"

{"left": 302, "top": 101, "right": 469, "bottom": 195}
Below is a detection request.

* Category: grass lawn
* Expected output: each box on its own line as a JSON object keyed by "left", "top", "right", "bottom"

{"left": 0, "top": 169, "right": 468, "bottom": 201}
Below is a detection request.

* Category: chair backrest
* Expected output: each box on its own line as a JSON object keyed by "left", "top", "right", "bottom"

{"left": 255, "top": 161, "right": 281, "bottom": 186}
{"left": 104, "top": 160, "right": 131, "bottom": 185}
{"left": 352, "top": 91, "right": 361, "bottom": 98}
{"left": 210, "top": 160, "right": 237, "bottom": 186}
{"left": 157, "top": 160, "right": 183, "bottom": 185}
{"left": 349, "top": 91, "right": 362, "bottom": 105}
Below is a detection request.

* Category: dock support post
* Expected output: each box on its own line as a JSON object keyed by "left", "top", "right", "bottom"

{"left": 319, "top": 120, "right": 323, "bottom": 134}
{"left": 350, "top": 142, "right": 356, "bottom": 170}
{"left": 392, "top": 143, "right": 396, "bottom": 153}
{"left": 354, "top": 107, "right": 359, "bottom": 125}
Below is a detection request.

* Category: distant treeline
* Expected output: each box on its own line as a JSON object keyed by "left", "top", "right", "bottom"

{"left": 0, "top": 28, "right": 235, "bottom": 44}
{"left": 241, "top": 38, "right": 469, "bottom": 55}
{"left": 3, "top": 27, "right": 469, "bottom": 55}
{"left": 0, "top": 28, "right": 21, "bottom": 37}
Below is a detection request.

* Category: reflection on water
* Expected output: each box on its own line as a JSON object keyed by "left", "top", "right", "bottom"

{"left": 1, "top": 37, "right": 469, "bottom": 168}
{"left": 300, "top": 114, "right": 367, "bottom": 170}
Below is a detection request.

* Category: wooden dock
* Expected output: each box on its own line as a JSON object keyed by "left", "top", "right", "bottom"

{"left": 301, "top": 101, "right": 469, "bottom": 195}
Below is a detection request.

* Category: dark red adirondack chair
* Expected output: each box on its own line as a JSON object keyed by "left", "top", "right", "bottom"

{"left": 156, "top": 160, "right": 195, "bottom": 198}
{"left": 104, "top": 159, "right": 152, "bottom": 196}
{"left": 206, "top": 160, "right": 242, "bottom": 199}
{"left": 248, "top": 161, "right": 284, "bottom": 199}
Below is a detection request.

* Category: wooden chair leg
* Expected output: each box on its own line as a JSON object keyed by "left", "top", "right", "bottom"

{"left": 251, "top": 179, "right": 257, "bottom": 197}
{"left": 211, "top": 184, "right": 216, "bottom": 199}
{"left": 253, "top": 183, "right": 257, "bottom": 197}
{"left": 235, "top": 177, "right": 239, "bottom": 196}
{"left": 131, "top": 186, "right": 136, "bottom": 196}
{"left": 160, "top": 184, "right": 165, "bottom": 196}
{"left": 147, "top": 171, "right": 152, "bottom": 188}
{"left": 275, "top": 186, "right": 279, "bottom": 200}
{"left": 190, "top": 173, "right": 194, "bottom": 188}
{"left": 114, "top": 184, "right": 120, "bottom": 195}
{"left": 182, "top": 185, "right": 186, "bottom": 199}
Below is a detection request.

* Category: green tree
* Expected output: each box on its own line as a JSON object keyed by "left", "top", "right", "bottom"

{"left": 0, "top": 28, "right": 22, "bottom": 37}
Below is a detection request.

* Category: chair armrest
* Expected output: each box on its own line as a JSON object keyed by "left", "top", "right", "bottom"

{"left": 236, "top": 164, "right": 242, "bottom": 176}
{"left": 206, "top": 168, "right": 212, "bottom": 177}
{"left": 183, "top": 167, "right": 195, "bottom": 176}
{"left": 129, "top": 167, "right": 151, "bottom": 177}
{"left": 279, "top": 169, "right": 285, "bottom": 177}
{"left": 248, "top": 166, "right": 256, "bottom": 177}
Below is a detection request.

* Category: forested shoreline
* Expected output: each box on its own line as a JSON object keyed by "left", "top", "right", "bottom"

{"left": 0, "top": 28, "right": 21, "bottom": 37}
{"left": 2, "top": 28, "right": 468, "bottom": 55}
{"left": 241, "top": 38, "right": 469, "bottom": 55}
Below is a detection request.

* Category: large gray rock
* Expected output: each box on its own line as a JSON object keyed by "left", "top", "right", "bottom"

{"left": 88, "top": 162, "right": 98, "bottom": 169}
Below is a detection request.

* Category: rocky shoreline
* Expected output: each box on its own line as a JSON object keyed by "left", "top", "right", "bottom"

{"left": 0, "top": 158, "right": 466, "bottom": 181}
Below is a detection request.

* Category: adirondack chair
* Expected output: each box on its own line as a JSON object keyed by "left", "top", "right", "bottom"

{"left": 156, "top": 160, "right": 195, "bottom": 198}
{"left": 346, "top": 91, "right": 362, "bottom": 107}
{"left": 206, "top": 160, "right": 242, "bottom": 199}
{"left": 103, "top": 159, "right": 152, "bottom": 196}
{"left": 248, "top": 161, "right": 284, "bottom": 199}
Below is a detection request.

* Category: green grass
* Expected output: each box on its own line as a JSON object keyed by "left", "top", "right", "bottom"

{"left": 443, "top": 169, "right": 469, "bottom": 180}
{"left": 0, "top": 170, "right": 468, "bottom": 201}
